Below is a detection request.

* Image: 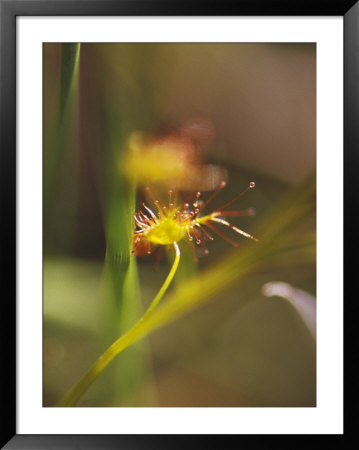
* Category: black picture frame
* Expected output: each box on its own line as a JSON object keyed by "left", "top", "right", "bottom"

{"left": 1, "top": 1, "right": 357, "bottom": 448}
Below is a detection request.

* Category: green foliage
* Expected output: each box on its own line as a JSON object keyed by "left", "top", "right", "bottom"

{"left": 44, "top": 43, "right": 80, "bottom": 207}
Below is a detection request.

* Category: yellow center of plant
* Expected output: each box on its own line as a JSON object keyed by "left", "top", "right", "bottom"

{"left": 144, "top": 215, "right": 188, "bottom": 245}
{"left": 133, "top": 182, "right": 257, "bottom": 256}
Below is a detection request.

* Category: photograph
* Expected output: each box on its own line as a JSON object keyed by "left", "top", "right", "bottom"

{"left": 43, "top": 42, "right": 317, "bottom": 408}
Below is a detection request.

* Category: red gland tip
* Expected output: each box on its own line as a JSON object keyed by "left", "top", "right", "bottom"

{"left": 249, "top": 181, "right": 255, "bottom": 188}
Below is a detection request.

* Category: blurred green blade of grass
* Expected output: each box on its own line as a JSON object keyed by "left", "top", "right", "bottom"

{"left": 103, "top": 141, "right": 156, "bottom": 404}
{"left": 58, "top": 43, "right": 81, "bottom": 119}
{"left": 98, "top": 51, "right": 159, "bottom": 402}
{"left": 44, "top": 43, "right": 81, "bottom": 207}
{"left": 115, "top": 257, "right": 157, "bottom": 404}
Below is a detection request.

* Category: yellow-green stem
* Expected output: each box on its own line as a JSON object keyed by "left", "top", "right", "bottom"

{"left": 56, "top": 242, "right": 180, "bottom": 407}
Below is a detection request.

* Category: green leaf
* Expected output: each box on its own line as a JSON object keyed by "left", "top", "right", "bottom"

{"left": 44, "top": 43, "right": 81, "bottom": 206}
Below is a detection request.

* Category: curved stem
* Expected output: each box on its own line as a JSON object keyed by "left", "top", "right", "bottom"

{"left": 57, "top": 242, "right": 181, "bottom": 407}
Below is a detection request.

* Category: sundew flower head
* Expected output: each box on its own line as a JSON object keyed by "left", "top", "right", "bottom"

{"left": 132, "top": 182, "right": 258, "bottom": 258}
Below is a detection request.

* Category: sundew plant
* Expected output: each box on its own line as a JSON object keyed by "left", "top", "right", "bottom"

{"left": 44, "top": 43, "right": 316, "bottom": 407}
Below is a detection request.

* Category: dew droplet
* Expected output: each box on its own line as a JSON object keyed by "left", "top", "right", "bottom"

{"left": 249, "top": 181, "right": 255, "bottom": 188}
{"left": 220, "top": 180, "right": 227, "bottom": 188}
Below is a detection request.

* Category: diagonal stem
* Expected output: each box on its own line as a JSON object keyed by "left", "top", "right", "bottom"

{"left": 57, "top": 242, "right": 181, "bottom": 407}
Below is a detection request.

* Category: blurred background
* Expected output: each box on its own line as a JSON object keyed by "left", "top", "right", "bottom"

{"left": 43, "top": 43, "right": 316, "bottom": 407}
